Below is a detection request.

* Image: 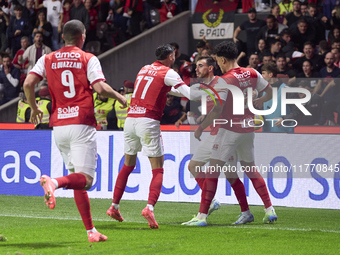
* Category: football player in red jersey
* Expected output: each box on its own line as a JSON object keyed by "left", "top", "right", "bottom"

{"left": 107, "top": 44, "right": 203, "bottom": 229}
{"left": 184, "top": 41, "right": 277, "bottom": 226}
{"left": 23, "top": 20, "right": 127, "bottom": 243}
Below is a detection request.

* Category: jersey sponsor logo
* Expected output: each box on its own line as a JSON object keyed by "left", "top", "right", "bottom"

{"left": 233, "top": 70, "right": 251, "bottom": 79}
{"left": 57, "top": 106, "right": 79, "bottom": 119}
{"left": 128, "top": 105, "right": 146, "bottom": 114}
{"left": 55, "top": 52, "right": 81, "bottom": 59}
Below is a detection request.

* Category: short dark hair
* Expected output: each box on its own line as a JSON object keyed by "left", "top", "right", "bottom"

{"left": 302, "top": 59, "right": 313, "bottom": 67}
{"left": 155, "top": 44, "right": 175, "bottom": 60}
{"left": 261, "top": 62, "right": 277, "bottom": 77}
{"left": 293, "top": 0, "right": 301, "bottom": 4}
{"left": 304, "top": 41, "right": 314, "bottom": 48}
{"left": 169, "top": 42, "right": 179, "bottom": 50}
{"left": 270, "top": 39, "right": 281, "bottom": 47}
{"left": 280, "top": 28, "right": 291, "bottom": 37}
{"left": 308, "top": 2, "right": 317, "bottom": 9}
{"left": 2, "top": 53, "right": 11, "bottom": 61}
{"left": 319, "top": 40, "right": 329, "bottom": 52}
{"left": 34, "top": 31, "right": 43, "bottom": 37}
{"left": 214, "top": 41, "right": 238, "bottom": 61}
{"left": 297, "top": 18, "right": 308, "bottom": 24}
{"left": 197, "top": 56, "right": 216, "bottom": 68}
{"left": 266, "top": 14, "right": 276, "bottom": 22}
{"left": 14, "top": 4, "right": 23, "bottom": 11}
{"left": 276, "top": 53, "right": 286, "bottom": 60}
{"left": 63, "top": 20, "right": 85, "bottom": 44}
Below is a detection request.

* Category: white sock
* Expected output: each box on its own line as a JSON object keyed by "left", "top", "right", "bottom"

{"left": 112, "top": 203, "right": 119, "bottom": 210}
{"left": 196, "top": 213, "right": 207, "bottom": 220}
{"left": 52, "top": 179, "right": 58, "bottom": 189}
{"left": 265, "top": 206, "right": 274, "bottom": 213}
{"left": 87, "top": 227, "right": 97, "bottom": 234}
{"left": 147, "top": 204, "right": 154, "bottom": 211}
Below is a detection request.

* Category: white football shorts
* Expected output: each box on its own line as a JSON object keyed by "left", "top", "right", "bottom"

{"left": 53, "top": 124, "right": 97, "bottom": 178}
{"left": 124, "top": 117, "right": 164, "bottom": 157}
{"left": 210, "top": 128, "right": 254, "bottom": 163}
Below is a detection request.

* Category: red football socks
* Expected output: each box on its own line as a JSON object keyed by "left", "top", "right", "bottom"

{"left": 247, "top": 170, "right": 272, "bottom": 208}
{"left": 147, "top": 168, "right": 164, "bottom": 206}
{"left": 55, "top": 173, "right": 87, "bottom": 190}
{"left": 195, "top": 172, "right": 206, "bottom": 190}
{"left": 199, "top": 177, "right": 218, "bottom": 214}
{"left": 113, "top": 164, "right": 135, "bottom": 204}
{"left": 74, "top": 190, "right": 94, "bottom": 231}
{"left": 231, "top": 178, "right": 249, "bottom": 212}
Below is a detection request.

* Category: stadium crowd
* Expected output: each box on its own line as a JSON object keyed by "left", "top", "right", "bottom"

{"left": 3, "top": 0, "right": 340, "bottom": 129}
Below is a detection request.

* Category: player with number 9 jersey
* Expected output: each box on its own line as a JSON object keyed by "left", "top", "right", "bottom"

{"left": 29, "top": 46, "right": 105, "bottom": 127}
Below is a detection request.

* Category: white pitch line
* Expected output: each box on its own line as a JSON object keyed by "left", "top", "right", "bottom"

{"left": 1, "top": 214, "right": 339, "bottom": 233}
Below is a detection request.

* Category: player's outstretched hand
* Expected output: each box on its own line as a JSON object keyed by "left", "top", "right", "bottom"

{"left": 118, "top": 95, "right": 128, "bottom": 109}
{"left": 30, "top": 108, "right": 43, "bottom": 125}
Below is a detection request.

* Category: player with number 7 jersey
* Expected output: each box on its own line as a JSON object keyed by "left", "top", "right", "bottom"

{"left": 107, "top": 44, "right": 199, "bottom": 229}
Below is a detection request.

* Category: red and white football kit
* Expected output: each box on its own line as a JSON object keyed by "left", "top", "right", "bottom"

{"left": 210, "top": 67, "right": 269, "bottom": 163}
{"left": 124, "top": 60, "right": 186, "bottom": 157}
{"left": 30, "top": 46, "right": 105, "bottom": 176}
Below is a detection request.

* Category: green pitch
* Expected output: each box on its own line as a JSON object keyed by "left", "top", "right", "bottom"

{"left": 0, "top": 195, "right": 339, "bottom": 255}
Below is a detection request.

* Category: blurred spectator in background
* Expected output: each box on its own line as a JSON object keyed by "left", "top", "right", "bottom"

{"left": 33, "top": 10, "right": 53, "bottom": 50}
{"left": 85, "top": 0, "right": 98, "bottom": 43}
{"left": 284, "top": 0, "right": 302, "bottom": 28}
{"left": 329, "top": 25, "right": 340, "bottom": 44}
{"left": 257, "top": 15, "right": 287, "bottom": 48}
{"left": 12, "top": 36, "right": 29, "bottom": 85}
{"left": 291, "top": 18, "right": 316, "bottom": 52}
{"left": 128, "top": 0, "right": 144, "bottom": 37}
{"left": 161, "top": 94, "right": 184, "bottom": 125}
{"left": 315, "top": 52, "right": 340, "bottom": 101}
{"left": 266, "top": 4, "right": 287, "bottom": 24}
{"left": 170, "top": 42, "right": 190, "bottom": 75}
{"left": 294, "top": 59, "right": 321, "bottom": 89}
{"left": 70, "top": 0, "right": 89, "bottom": 30}
{"left": 16, "top": 91, "right": 31, "bottom": 123}
{"left": 36, "top": 0, "right": 63, "bottom": 51}
{"left": 234, "top": 8, "right": 266, "bottom": 57}
{"left": 107, "top": 80, "right": 134, "bottom": 130}
{"left": 7, "top": 5, "right": 32, "bottom": 57}
{"left": 0, "top": 6, "right": 9, "bottom": 52}
{"left": 293, "top": 42, "right": 325, "bottom": 73}
{"left": 248, "top": 53, "right": 260, "bottom": 70}
{"left": 296, "top": 80, "right": 323, "bottom": 125}
{"left": 305, "top": 3, "right": 330, "bottom": 44}
{"left": 113, "top": 0, "right": 129, "bottom": 43}
{"left": 256, "top": 38, "right": 267, "bottom": 55}
{"left": 278, "top": 0, "right": 293, "bottom": 16}
{"left": 22, "top": 0, "right": 36, "bottom": 28}
{"left": 331, "top": 47, "right": 340, "bottom": 67}
{"left": 279, "top": 28, "right": 295, "bottom": 59}
{"left": 318, "top": 40, "right": 329, "bottom": 58}
{"left": 331, "top": 39, "right": 340, "bottom": 50}
{"left": 276, "top": 53, "right": 297, "bottom": 78}
{"left": 18, "top": 31, "right": 52, "bottom": 88}
{"left": 158, "top": 0, "right": 176, "bottom": 23}
{"left": 35, "top": 86, "right": 52, "bottom": 129}
{"left": 190, "top": 37, "right": 213, "bottom": 63}
{"left": 331, "top": 6, "right": 340, "bottom": 26}
{"left": 93, "top": 91, "right": 115, "bottom": 129}
{"left": 62, "top": 0, "right": 72, "bottom": 28}
{"left": 300, "top": 2, "right": 308, "bottom": 16}
{"left": 0, "top": 54, "right": 21, "bottom": 105}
